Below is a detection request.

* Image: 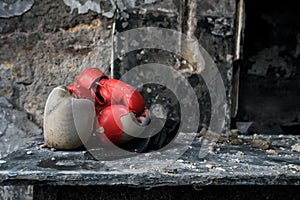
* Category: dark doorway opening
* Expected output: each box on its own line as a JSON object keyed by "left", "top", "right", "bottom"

{"left": 237, "top": 1, "right": 300, "bottom": 134}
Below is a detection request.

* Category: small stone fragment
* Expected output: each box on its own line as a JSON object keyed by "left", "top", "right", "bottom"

{"left": 266, "top": 149, "right": 278, "bottom": 155}
{"left": 38, "top": 143, "right": 48, "bottom": 149}
{"left": 215, "top": 167, "right": 226, "bottom": 172}
{"left": 287, "top": 164, "right": 300, "bottom": 172}
{"left": 26, "top": 151, "right": 33, "bottom": 155}
{"left": 205, "top": 164, "right": 215, "bottom": 169}
{"left": 0, "top": 160, "right": 6, "bottom": 164}
{"left": 291, "top": 144, "right": 300, "bottom": 152}
{"left": 230, "top": 138, "right": 243, "bottom": 145}
{"left": 217, "top": 134, "right": 228, "bottom": 143}
{"left": 228, "top": 129, "right": 239, "bottom": 139}
{"left": 198, "top": 127, "right": 207, "bottom": 137}
{"left": 163, "top": 168, "right": 178, "bottom": 174}
{"left": 250, "top": 139, "right": 270, "bottom": 150}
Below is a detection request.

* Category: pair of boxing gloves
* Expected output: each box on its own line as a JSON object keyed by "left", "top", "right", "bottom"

{"left": 43, "top": 68, "right": 150, "bottom": 149}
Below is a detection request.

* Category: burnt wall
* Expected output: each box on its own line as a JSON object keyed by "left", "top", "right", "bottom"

{"left": 0, "top": 0, "right": 236, "bottom": 131}
{"left": 0, "top": 0, "right": 113, "bottom": 126}
{"left": 0, "top": 0, "right": 235, "bottom": 147}
{"left": 0, "top": 0, "right": 236, "bottom": 198}
{"left": 113, "top": 0, "right": 235, "bottom": 131}
{"left": 237, "top": 0, "right": 300, "bottom": 134}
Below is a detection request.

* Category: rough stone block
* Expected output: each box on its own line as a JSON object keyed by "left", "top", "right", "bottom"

{"left": 0, "top": 0, "right": 114, "bottom": 125}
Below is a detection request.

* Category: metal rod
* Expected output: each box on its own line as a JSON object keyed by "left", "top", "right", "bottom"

{"left": 231, "top": 0, "right": 245, "bottom": 124}
{"left": 110, "top": 16, "right": 116, "bottom": 79}
{"left": 234, "top": 0, "right": 244, "bottom": 61}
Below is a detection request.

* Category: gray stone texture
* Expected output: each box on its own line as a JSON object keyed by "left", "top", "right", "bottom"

{"left": 0, "top": 0, "right": 235, "bottom": 128}
{"left": 0, "top": 0, "right": 113, "bottom": 126}
{"left": 0, "top": 0, "right": 236, "bottom": 198}
{"left": 113, "top": 0, "right": 235, "bottom": 130}
{"left": 1, "top": 134, "right": 300, "bottom": 189}
{"left": 0, "top": 0, "right": 236, "bottom": 137}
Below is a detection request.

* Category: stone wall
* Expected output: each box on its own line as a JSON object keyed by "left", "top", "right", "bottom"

{"left": 0, "top": 0, "right": 235, "bottom": 129}
{"left": 0, "top": 0, "right": 236, "bottom": 198}
{"left": 0, "top": 0, "right": 113, "bottom": 126}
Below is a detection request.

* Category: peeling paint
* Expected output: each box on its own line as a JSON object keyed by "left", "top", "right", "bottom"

{"left": 0, "top": 0, "right": 33, "bottom": 18}
{"left": 63, "top": 0, "right": 101, "bottom": 14}
{"left": 62, "top": 0, "right": 116, "bottom": 18}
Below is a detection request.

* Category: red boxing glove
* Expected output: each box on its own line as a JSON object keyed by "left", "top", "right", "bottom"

{"left": 97, "top": 105, "right": 150, "bottom": 144}
{"left": 67, "top": 68, "right": 108, "bottom": 108}
{"left": 67, "top": 68, "right": 146, "bottom": 117}
{"left": 96, "top": 105, "right": 128, "bottom": 144}
{"left": 95, "top": 78, "right": 150, "bottom": 144}
{"left": 96, "top": 78, "right": 146, "bottom": 117}
{"left": 67, "top": 68, "right": 150, "bottom": 144}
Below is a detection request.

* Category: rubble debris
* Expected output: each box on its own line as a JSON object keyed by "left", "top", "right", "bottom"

{"left": 228, "top": 129, "right": 243, "bottom": 145}
{"left": 266, "top": 149, "right": 278, "bottom": 155}
{"left": 236, "top": 151, "right": 244, "bottom": 156}
{"left": 163, "top": 168, "right": 178, "bottom": 174}
{"left": 291, "top": 144, "right": 300, "bottom": 152}
{"left": 198, "top": 127, "right": 207, "bottom": 137}
{"left": 228, "top": 129, "right": 238, "bottom": 138}
{"left": 249, "top": 139, "right": 270, "bottom": 150}
{"left": 287, "top": 164, "right": 300, "bottom": 173}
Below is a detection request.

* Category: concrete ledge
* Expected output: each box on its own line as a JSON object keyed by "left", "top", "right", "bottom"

{"left": 0, "top": 134, "right": 299, "bottom": 187}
